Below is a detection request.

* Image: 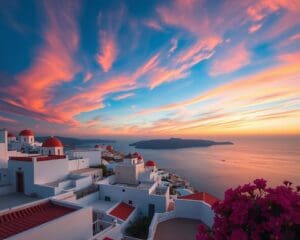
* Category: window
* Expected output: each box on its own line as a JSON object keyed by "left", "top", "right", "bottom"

{"left": 58, "top": 149, "right": 60, "bottom": 155}
{"left": 48, "top": 150, "right": 51, "bottom": 155}
{"left": 129, "top": 200, "right": 133, "bottom": 205}
{"left": 122, "top": 189, "right": 125, "bottom": 192}
{"left": 105, "top": 196, "right": 111, "bottom": 202}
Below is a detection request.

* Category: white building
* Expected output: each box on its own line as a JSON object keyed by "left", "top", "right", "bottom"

{"left": 41, "top": 137, "right": 64, "bottom": 155}
{"left": 7, "top": 133, "right": 16, "bottom": 143}
{"left": 97, "top": 155, "right": 170, "bottom": 217}
{"left": 67, "top": 147, "right": 102, "bottom": 167}
{"left": 19, "top": 129, "right": 35, "bottom": 144}
{"left": 0, "top": 133, "right": 102, "bottom": 199}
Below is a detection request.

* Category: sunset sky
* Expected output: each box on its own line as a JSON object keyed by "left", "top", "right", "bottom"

{"left": 0, "top": 0, "right": 300, "bottom": 137}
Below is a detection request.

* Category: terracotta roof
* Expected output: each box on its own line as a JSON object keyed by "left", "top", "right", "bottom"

{"left": 9, "top": 155, "right": 66, "bottom": 162}
{"left": 103, "top": 237, "right": 114, "bottom": 240}
{"left": 109, "top": 202, "right": 135, "bottom": 221}
{"left": 19, "top": 129, "right": 34, "bottom": 136}
{"left": 145, "top": 160, "right": 156, "bottom": 167}
{"left": 42, "top": 137, "right": 63, "bottom": 147}
{"left": 0, "top": 201, "right": 75, "bottom": 239}
{"left": 178, "top": 192, "right": 219, "bottom": 206}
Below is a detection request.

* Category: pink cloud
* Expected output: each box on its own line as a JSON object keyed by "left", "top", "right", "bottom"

{"left": 144, "top": 20, "right": 163, "bottom": 31}
{"left": 114, "top": 93, "right": 135, "bottom": 101}
{"left": 168, "top": 38, "right": 178, "bottom": 54}
{"left": 2, "top": 1, "right": 81, "bottom": 126}
{"left": 248, "top": 23, "right": 262, "bottom": 33}
{"left": 209, "top": 43, "right": 250, "bottom": 76}
{"left": 0, "top": 116, "right": 17, "bottom": 124}
{"left": 83, "top": 72, "right": 93, "bottom": 83}
{"left": 136, "top": 54, "right": 300, "bottom": 117}
{"left": 96, "top": 31, "right": 118, "bottom": 72}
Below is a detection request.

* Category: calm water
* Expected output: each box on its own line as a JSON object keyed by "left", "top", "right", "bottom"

{"left": 84, "top": 136, "right": 300, "bottom": 199}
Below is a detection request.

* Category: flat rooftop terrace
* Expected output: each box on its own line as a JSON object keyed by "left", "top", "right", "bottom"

{"left": 154, "top": 218, "right": 202, "bottom": 240}
{"left": 70, "top": 167, "right": 101, "bottom": 175}
{"left": 0, "top": 193, "right": 41, "bottom": 211}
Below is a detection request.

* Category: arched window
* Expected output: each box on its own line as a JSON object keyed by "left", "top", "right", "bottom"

{"left": 49, "top": 150, "right": 51, "bottom": 155}
{"left": 58, "top": 149, "right": 60, "bottom": 155}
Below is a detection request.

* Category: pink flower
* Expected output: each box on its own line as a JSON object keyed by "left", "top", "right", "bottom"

{"left": 197, "top": 179, "right": 300, "bottom": 240}
{"left": 230, "top": 229, "right": 248, "bottom": 240}
{"left": 254, "top": 178, "right": 267, "bottom": 189}
{"left": 283, "top": 180, "right": 292, "bottom": 186}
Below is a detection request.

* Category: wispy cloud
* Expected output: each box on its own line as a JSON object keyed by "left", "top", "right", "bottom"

{"left": 4, "top": 0, "right": 80, "bottom": 125}
{"left": 96, "top": 31, "right": 117, "bottom": 72}
{"left": 0, "top": 115, "right": 17, "bottom": 123}
{"left": 114, "top": 93, "right": 135, "bottom": 101}
{"left": 144, "top": 19, "right": 163, "bottom": 31}
{"left": 209, "top": 43, "right": 250, "bottom": 76}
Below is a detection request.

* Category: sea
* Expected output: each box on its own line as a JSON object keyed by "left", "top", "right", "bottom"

{"left": 79, "top": 136, "right": 300, "bottom": 199}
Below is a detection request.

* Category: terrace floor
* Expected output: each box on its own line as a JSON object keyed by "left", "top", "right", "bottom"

{"left": 154, "top": 218, "right": 202, "bottom": 240}
{"left": 0, "top": 193, "right": 40, "bottom": 211}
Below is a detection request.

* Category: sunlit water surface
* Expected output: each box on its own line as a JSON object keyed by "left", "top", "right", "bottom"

{"left": 81, "top": 136, "right": 300, "bottom": 199}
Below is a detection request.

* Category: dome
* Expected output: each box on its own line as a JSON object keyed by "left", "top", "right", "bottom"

{"left": 42, "top": 137, "right": 63, "bottom": 147}
{"left": 94, "top": 144, "right": 100, "bottom": 148}
{"left": 19, "top": 129, "right": 34, "bottom": 136}
{"left": 145, "top": 160, "right": 156, "bottom": 167}
{"left": 8, "top": 133, "right": 15, "bottom": 137}
{"left": 133, "top": 152, "right": 140, "bottom": 157}
{"left": 106, "top": 145, "right": 113, "bottom": 151}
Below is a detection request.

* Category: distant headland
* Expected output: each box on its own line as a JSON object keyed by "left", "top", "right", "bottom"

{"left": 36, "top": 136, "right": 115, "bottom": 147}
{"left": 129, "top": 138, "right": 234, "bottom": 149}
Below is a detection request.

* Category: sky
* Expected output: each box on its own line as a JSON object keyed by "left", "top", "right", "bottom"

{"left": 0, "top": 0, "right": 300, "bottom": 137}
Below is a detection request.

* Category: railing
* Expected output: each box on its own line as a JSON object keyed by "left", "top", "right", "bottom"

{"left": 93, "top": 219, "right": 113, "bottom": 235}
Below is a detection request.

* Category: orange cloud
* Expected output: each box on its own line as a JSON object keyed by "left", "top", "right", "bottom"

{"left": 6, "top": 0, "right": 80, "bottom": 125}
{"left": 96, "top": 31, "right": 118, "bottom": 72}
{"left": 137, "top": 53, "right": 300, "bottom": 116}
{"left": 209, "top": 43, "right": 250, "bottom": 76}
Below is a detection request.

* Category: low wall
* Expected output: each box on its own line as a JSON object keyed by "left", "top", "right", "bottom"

{"left": 69, "top": 191, "right": 99, "bottom": 206}
{"left": 33, "top": 184, "right": 56, "bottom": 198}
{"left": 0, "top": 184, "right": 14, "bottom": 196}
{"left": 174, "top": 199, "right": 214, "bottom": 227}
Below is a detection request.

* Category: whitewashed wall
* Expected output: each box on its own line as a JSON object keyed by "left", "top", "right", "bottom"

{"left": 68, "top": 158, "right": 90, "bottom": 172}
{"left": 0, "top": 130, "right": 8, "bottom": 168}
{"left": 68, "top": 150, "right": 102, "bottom": 167}
{"left": 98, "top": 182, "right": 167, "bottom": 216}
{"left": 174, "top": 199, "right": 215, "bottom": 227}
{"left": 34, "top": 158, "right": 68, "bottom": 185}
{"left": 8, "top": 160, "right": 34, "bottom": 195}
{"left": 0, "top": 168, "right": 9, "bottom": 185}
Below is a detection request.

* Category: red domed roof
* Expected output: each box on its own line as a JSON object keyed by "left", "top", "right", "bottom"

{"left": 106, "top": 145, "right": 113, "bottom": 151}
{"left": 94, "top": 144, "right": 100, "bottom": 148}
{"left": 42, "top": 137, "right": 63, "bottom": 147}
{"left": 19, "top": 129, "right": 34, "bottom": 136}
{"left": 145, "top": 160, "right": 156, "bottom": 167}
{"left": 8, "top": 133, "right": 15, "bottom": 137}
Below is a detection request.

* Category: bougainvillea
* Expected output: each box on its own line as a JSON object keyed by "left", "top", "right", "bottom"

{"left": 196, "top": 179, "right": 300, "bottom": 240}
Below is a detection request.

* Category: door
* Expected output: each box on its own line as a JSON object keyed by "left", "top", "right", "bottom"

{"left": 148, "top": 204, "right": 155, "bottom": 218}
{"left": 16, "top": 172, "right": 24, "bottom": 193}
